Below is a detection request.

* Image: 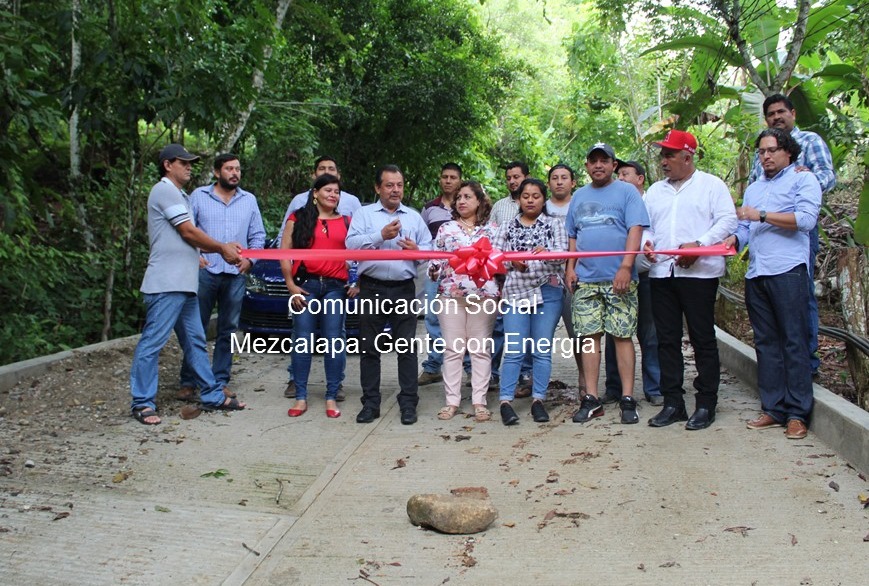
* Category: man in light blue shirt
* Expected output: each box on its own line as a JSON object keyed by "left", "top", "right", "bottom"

{"left": 178, "top": 154, "right": 265, "bottom": 401}
{"left": 726, "top": 128, "right": 822, "bottom": 440}
{"left": 346, "top": 164, "right": 432, "bottom": 425}
{"left": 747, "top": 93, "right": 836, "bottom": 375}
{"left": 279, "top": 156, "right": 362, "bottom": 243}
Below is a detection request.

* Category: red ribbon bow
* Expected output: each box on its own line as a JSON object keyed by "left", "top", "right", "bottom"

{"left": 448, "top": 237, "right": 506, "bottom": 287}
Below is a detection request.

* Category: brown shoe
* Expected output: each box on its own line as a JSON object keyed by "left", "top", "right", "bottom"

{"left": 176, "top": 386, "right": 198, "bottom": 402}
{"left": 284, "top": 380, "right": 296, "bottom": 399}
{"left": 746, "top": 413, "right": 782, "bottom": 430}
{"left": 785, "top": 419, "right": 808, "bottom": 439}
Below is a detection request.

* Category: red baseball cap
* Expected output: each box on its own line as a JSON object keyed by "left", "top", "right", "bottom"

{"left": 654, "top": 130, "right": 697, "bottom": 154}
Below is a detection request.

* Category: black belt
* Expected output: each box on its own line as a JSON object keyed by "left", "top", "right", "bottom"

{"left": 360, "top": 275, "right": 414, "bottom": 287}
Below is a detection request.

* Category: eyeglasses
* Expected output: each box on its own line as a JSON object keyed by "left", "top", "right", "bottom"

{"left": 757, "top": 146, "right": 782, "bottom": 156}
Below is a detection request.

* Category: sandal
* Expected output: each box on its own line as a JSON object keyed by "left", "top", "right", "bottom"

{"left": 132, "top": 407, "right": 161, "bottom": 426}
{"left": 437, "top": 405, "right": 459, "bottom": 420}
{"left": 474, "top": 406, "right": 491, "bottom": 422}
{"left": 222, "top": 388, "right": 237, "bottom": 399}
{"left": 201, "top": 397, "right": 246, "bottom": 412}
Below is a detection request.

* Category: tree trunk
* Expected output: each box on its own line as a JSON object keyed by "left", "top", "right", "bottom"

{"left": 101, "top": 264, "right": 115, "bottom": 341}
{"left": 209, "top": 0, "right": 293, "bottom": 165}
{"left": 837, "top": 247, "right": 869, "bottom": 410}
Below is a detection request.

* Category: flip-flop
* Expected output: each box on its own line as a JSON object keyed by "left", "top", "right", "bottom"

{"left": 132, "top": 407, "right": 161, "bottom": 425}
{"left": 222, "top": 388, "right": 237, "bottom": 399}
{"left": 201, "top": 397, "right": 245, "bottom": 412}
{"left": 474, "top": 406, "right": 491, "bottom": 422}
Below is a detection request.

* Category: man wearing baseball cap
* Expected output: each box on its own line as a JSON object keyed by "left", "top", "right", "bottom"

{"left": 565, "top": 142, "right": 650, "bottom": 425}
{"left": 643, "top": 130, "right": 737, "bottom": 431}
{"left": 129, "top": 144, "right": 247, "bottom": 425}
{"left": 602, "top": 159, "right": 663, "bottom": 407}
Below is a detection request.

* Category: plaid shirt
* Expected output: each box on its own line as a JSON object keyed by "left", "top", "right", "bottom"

{"left": 493, "top": 214, "right": 567, "bottom": 306}
{"left": 748, "top": 127, "right": 836, "bottom": 194}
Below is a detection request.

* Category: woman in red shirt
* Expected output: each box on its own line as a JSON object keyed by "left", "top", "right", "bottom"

{"left": 280, "top": 173, "right": 355, "bottom": 418}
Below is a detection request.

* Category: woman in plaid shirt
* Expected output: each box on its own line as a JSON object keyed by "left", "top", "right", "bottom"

{"left": 493, "top": 178, "right": 568, "bottom": 425}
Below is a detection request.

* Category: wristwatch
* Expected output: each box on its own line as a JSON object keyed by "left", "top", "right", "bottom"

{"left": 759, "top": 210, "right": 767, "bottom": 223}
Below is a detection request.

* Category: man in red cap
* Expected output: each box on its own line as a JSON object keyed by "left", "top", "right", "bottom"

{"left": 643, "top": 130, "right": 737, "bottom": 431}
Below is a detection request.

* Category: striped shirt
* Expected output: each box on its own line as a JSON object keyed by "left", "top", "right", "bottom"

{"left": 748, "top": 127, "right": 836, "bottom": 193}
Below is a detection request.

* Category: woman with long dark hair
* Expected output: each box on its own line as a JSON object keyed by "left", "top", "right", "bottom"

{"left": 493, "top": 177, "right": 567, "bottom": 426}
{"left": 279, "top": 173, "right": 355, "bottom": 418}
{"left": 428, "top": 181, "right": 499, "bottom": 422}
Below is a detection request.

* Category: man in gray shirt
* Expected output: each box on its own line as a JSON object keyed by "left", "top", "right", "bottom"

{"left": 130, "top": 144, "right": 247, "bottom": 425}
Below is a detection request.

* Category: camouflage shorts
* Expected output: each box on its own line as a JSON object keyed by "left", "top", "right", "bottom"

{"left": 572, "top": 281, "right": 638, "bottom": 338}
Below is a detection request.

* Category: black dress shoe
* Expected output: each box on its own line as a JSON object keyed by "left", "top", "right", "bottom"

{"left": 648, "top": 405, "right": 688, "bottom": 427}
{"left": 500, "top": 403, "right": 519, "bottom": 426}
{"left": 531, "top": 400, "right": 549, "bottom": 423}
{"left": 356, "top": 406, "right": 380, "bottom": 423}
{"left": 685, "top": 407, "right": 715, "bottom": 430}
{"left": 400, "top": 408, "right": 418, "bottom": 425}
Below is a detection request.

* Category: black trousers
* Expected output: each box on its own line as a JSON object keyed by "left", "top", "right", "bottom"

{"left": 650, "top": 277, "right": 721, "bottom": 410}
{"left": 358, "top": 277, "right": 419, "bottom": 411}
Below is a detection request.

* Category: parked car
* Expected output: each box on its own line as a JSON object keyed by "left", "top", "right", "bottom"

{"left": 239, "top": 239, "right": 362, "bottom": 338}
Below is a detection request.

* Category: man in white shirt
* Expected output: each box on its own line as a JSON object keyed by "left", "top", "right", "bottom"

{"left": 643, "top": 130, "right": 737, "bottom": 431}
{"left": 546, "top": 164, "right": 586, "bottom": 389}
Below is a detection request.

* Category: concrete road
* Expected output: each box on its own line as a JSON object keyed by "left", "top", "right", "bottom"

{"left": 1, "top": 323, "right": 868, "bottom": 585}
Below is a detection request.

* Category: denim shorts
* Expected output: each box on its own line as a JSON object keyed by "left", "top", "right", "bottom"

{"left": 572, "top": 281, "right": 638, "bottom": 338}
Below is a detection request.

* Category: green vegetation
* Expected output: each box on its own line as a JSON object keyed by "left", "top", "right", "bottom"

{"left": 0, "top": 0, "right": 866, "bottom": 364}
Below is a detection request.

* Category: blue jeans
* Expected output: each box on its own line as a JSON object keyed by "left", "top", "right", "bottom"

{"left": 492, "top": 316, "right": 533, "bottom": 379}
{"left": 808, "top": 225, "right": 819, "bottom": 372}
{"left": 500, "top": 284, "right": 563, "bottom": 401}
{"left": 605, "top": 273, "right": 661, "bottom": 398}
{"left": 179, "top": 270, "right": 245, "bottom": 388}
{"left": 421, "top": 276, "right": 444, "bottom": 374}
{"left": 291, "top": 277, "right": 347, "bottom": 401}
{"left": 131, "top": 292, "right": 225, "bottom": 412}
{"left": 745, "top": 264, "right": 814, "bottom": 422}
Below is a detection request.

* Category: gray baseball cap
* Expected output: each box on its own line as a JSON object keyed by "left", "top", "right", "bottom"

{"left": 158, "top": 143, "right": 200, "bottom": 163}
{"left": 586, "top": 142, "right": 616, "bottom": 160}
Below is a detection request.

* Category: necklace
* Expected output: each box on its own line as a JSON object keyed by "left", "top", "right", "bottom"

{"left": 458, "top": 217, "right": 476, "bottom": 231}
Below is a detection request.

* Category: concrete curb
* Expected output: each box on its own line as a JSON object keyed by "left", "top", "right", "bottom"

{"left": 0, "top": 318, "right": 218, "bottom": 394}
{"left": 0, "top": 335, "right": 140, "bottom": 393}
{"left": 717, "top": 327, "right": 869, "bottom": 475}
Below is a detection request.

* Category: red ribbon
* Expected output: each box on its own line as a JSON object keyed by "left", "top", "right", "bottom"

{"left": 447, "top": 238, "right": 506, "bottom": 287}
{"left": 242, "top": 240, "right": 734, "bottom": 286}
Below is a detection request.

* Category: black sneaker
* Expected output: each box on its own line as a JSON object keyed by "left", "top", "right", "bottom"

{"left": 500, "top": 402, "right": 519, "bottom": 426}
{"left": 572, "top": 394, "right": 603, "bottom": 423}
{"left": 619, "top": 396, "right": 639, "bottom": 424}
{"left": 531, "top": 400, "right": 549, "bottom": 423}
